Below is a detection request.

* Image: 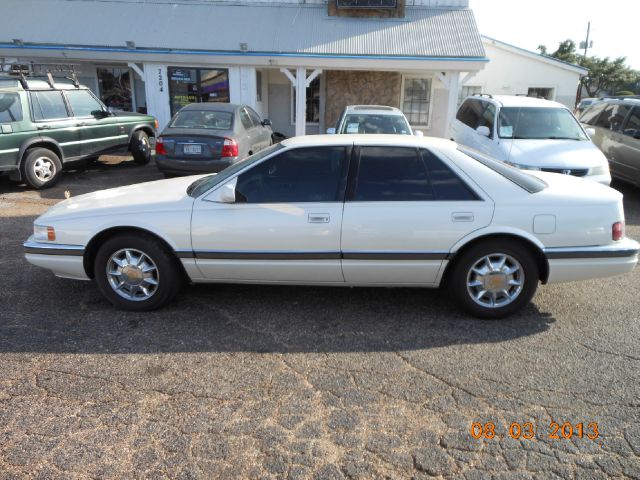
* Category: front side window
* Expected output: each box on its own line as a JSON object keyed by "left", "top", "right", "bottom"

{"left": 594, "top": 104, "right": 616, "bottom": 129}
{"left": 354, "top": 147, "right": 433, "bottom": 201}
{"left": 339, "top": 114, "right": 411, "bottom": 135}
{"left": 402, "top": 77, "right": 432, "bottom": 126}
{"left": 170, "top": 110, "right": 233, "bottom": 130}
{"left": 498, "top": 107, "right": 588, "bottom": 140}
{"left": 235, "top": 146, "right": 347, "bottom": 203}
{"left": 30, "top": 91, "right": 69, "bottom": 121}
{"left": 599, "top": 103, "right": 630, "bottom": 131}
{"left": 456, "top": 99, "right": 484, "bottom": 129}
{"left": 0, "top": 93, "right": 23, "bottom": 123}
{"left": 65, "top": 90, "right": 104, "bottom": 117}
{"left": 247, "top": 107, "right": 263, "bottom": 127}
{"left": 579, "top": 101, "right": 607, "bottom": 125}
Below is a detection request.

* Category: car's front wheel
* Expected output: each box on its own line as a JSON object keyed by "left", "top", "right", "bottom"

{"left": 94, "top": 233, "right": 182, "bottom": 311}
{"left": 448, "top": 241, "right": 539, "bottom": 319}
{"left": 130, "top": 131, "right": 151, "bottom": 165}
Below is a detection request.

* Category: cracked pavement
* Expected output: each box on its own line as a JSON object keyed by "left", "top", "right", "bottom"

{"left": 1, "top": 155, "right": 639, "bottom": 479}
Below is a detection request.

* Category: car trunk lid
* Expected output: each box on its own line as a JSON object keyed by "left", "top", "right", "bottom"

{"left": 159, "top": 129, "right": 232, "bottom": 159}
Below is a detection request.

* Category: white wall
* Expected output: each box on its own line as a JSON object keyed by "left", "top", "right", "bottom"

{"left": 467, "top": 40, "right": 583, "bottom": 108}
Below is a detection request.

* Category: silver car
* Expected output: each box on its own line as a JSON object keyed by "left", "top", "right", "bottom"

{"left": 155, "top": 103, "right": 273, "bottom": 176}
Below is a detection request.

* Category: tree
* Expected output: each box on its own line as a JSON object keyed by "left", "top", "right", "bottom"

{"left": 580, "top": 56, "right": 637, "bottom": 97}
{"left": 537, "top": 45, "right": 548, "bottom": 55}
{"left": 551, "top": 40, "right": 578, "bottom": 64}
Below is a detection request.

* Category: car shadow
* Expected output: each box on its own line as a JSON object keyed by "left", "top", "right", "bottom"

{"left": 0, "top": 153, "right": 164, "bottom": 199}
{"left": 0, "top": 267, "right": 556, "bottom": 354}
{"left": 611, "top": 179, "right": 640, "bottom": 227}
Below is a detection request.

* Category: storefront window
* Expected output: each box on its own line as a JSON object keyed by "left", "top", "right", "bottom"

{"left": 97, "top": 67, "right": 132, "bottom": 111}
{"left": 168, "top": 67, "right": 229, "bottom": 116}
{"left": 292, "top": 76, "right": 321, "bottom": 124}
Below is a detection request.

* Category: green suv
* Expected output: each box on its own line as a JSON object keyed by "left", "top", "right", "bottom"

{"left": 0, "top": 75, "right": 157, "bottom": 189}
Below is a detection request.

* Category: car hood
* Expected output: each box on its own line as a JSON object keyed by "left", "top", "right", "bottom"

{"left": 503, "top": 139, "right": 607, "bottom": 168}
{"left": 38, "top": 175, "right": 203, "bottom": 222}
{"left": 110, "top": 111, "right": 154, "bottom": 122}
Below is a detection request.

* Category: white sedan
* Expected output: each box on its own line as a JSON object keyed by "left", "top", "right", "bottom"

{"left": 24, "top": 135, "right": 639, "bottom": 319}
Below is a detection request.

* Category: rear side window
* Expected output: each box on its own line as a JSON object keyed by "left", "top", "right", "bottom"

{"left": 235, "top": 146, "right": 346, "bottom": 203}
{"left": 354, "top": 147, "right": 433, "bottom": 201}
{"left": 420, "top": 149, "right": 479, "bottom": 201}
{"left": 239, "top": 108, "right": 253, "bottom": 130}
{"left": 30, "top": 91, "right": 69, "bottom": 121}
{"left": 623, "top": 107, "right": 640, "bottom": 137}
{"left": 0, "top": 93, "right": 23, "bottom": 123}
{"left": 65, "top": 90, "right": 104, "bottom": 117}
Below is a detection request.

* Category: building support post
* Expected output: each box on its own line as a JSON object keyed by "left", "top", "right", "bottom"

{"left": 437, "top": 71, "right": 460, "bottom": 139}
{"left": 281, "top": 67, "right": 322, "bottom": 137}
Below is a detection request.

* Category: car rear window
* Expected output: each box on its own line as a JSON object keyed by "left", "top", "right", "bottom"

{"left": 458, "top": 146, "right": 547, "bottom": 194}
{"left": 340, "top": 114, "right": 411, "bottom": 135}
{"left": 0, "top": 93, "right": 23, "bottom": 123}
{"left": 171, "top": 110, "right": 233, "bottom": 130}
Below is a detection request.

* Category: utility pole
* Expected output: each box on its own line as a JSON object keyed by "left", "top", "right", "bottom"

{"left": 575, "top": 21, "right": 592, "bottom": 108}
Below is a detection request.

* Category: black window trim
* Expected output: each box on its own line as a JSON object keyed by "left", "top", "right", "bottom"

{"left": 29, "top": 89, "right": 72, "bottom": 123}
{"left": 346, "top": 145, "right": 483, "bottom": 203}
{"left": 233, "top": 144, "right": 352, "bottom": 204}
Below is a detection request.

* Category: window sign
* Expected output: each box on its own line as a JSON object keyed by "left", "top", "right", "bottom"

{"left": 168, "top": 67, "right": 229, "bottom": 116}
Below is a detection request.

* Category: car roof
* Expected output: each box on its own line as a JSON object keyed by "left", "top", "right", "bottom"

{"left": 179, "top": 103, "right": 240, "bottom": 112}
{"left": 465, "top": 95, "right": 566, "bottom": 109}
{"left": 281, "top": 134, "right": 454, "bottom": 150}
{"left": 343, "top": 105, "right": 404, "bottom": 115}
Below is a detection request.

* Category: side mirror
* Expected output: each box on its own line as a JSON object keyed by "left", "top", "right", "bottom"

{"left": 476, "top": 126, "right": 491, "bottom": 138}
{"left": 219, "top": 182, "right": 236, "bottom": 203}
{"left": 414, "top": 130, "right": 424, "bottom": 137}
{"left": 92, "top": 109, "right": 110, "bottom": 118}
{"left": 204, "top": 178, "right": 237, "bottom": 203}
{"left": 326, "top": 128, "right": 336, "bottom": 135}
{"left": 262, "top": 119, "right": 272, "bottom": 126}
{"left": 585, "top": 127, "right": 596, "bottom": 137}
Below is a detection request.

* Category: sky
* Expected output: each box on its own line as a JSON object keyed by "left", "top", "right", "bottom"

{"left": 469, "top": 0, "right": 640, "bottom": 70}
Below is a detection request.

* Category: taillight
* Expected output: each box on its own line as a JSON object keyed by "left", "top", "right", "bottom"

{"left": 221, "top": 137, "right": 239, "bottom": 158}
{"left": 613, "top": 222, "right": 624, "bottom": 241}
{"left": 155, "top": 137, "right": 166, "bottom": 155}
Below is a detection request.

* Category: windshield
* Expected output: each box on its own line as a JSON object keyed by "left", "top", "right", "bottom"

{"left": 340, "top": 114, "right": 411, "bottom": 135}
{"left": 498, "top": 107, "right": 588, "bottom": 140}
{"left": 457, "top": 146, "right": 547, "bottom": 194}
{"left": 170, "top": 110, "right": 233, "bottom": 130}
{"left": 187, "top": 143, "right": 284, "bottom": 197}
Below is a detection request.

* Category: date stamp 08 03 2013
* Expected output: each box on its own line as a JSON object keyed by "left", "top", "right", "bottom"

{"left": 470, "top": 421, "right": 600, "bottom": 441}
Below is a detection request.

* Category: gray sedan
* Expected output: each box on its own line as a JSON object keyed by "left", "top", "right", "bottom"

{"left": 155, "top": 103, "right": 273, "bottom": 176}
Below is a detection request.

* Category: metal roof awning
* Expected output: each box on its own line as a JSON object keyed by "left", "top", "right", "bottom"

{"left": 0, "top": 1, "right": 487, "bottom": 69}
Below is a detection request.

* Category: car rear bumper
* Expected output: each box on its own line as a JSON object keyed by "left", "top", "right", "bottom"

{"left": 544, "top": 238, "right": 639, "bottom": 283}
{"left": 155, "top": 155, "right": 237, "bottom": 175}
{"left": 24, "top": 238, "right": 89, "bottom": 281}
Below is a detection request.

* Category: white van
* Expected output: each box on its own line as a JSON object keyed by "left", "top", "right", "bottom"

{"left": 450, "top": 95, "right": 611, "bottom": 185}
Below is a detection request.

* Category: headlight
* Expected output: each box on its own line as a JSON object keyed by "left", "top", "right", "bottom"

{"left": 589, "top": 165, "right": 609, "bottom": 176}
{"left": 34, "top": 225, "right": 56, "bottom": 241}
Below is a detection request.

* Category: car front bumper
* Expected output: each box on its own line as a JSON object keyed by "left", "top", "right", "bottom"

{"left": 155, "top": 155, "right": 237, "bottom": 175}
{"left": 544, "top": 237, "right": 639, "bottom": 283}
{"left": 24, "top": 238, "right": 89, "bottom": 281}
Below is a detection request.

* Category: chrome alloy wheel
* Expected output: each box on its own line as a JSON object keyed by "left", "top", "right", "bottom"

{"left": 33, "top": 157, "right": 56, "bottom": 182}
{"left": 139, "top": 136, "right": 150, "bottom": 154}
{"left": 106, "top": 248, "right": 159, "bottom": 301}
{"left": 466, "top": 253, "right": 524, "bottom": 309}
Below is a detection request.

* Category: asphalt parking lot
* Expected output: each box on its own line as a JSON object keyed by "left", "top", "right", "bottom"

{"left": 1, "top": 155, "right": 639, "bottom": 479}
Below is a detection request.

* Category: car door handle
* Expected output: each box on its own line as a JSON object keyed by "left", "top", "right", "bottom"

{"left": 37, "top": 125, "right": 50, "bottom": 130}
{"left": 452, "top": 212, "right": 474, "bottom": 222}
{"left": 309, "top": 214, "right": 330, "bottom": 224}
{"left": 76, "top": 122, "right": 88, "bottom": 127}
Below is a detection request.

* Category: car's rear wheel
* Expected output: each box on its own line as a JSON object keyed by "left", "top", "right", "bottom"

{"left": 130, "top": 131, "right": 151, "bottom": 165}
{"left": 448, "top": 241, "right": 539, "bottom": 319}
{"left": 22, "top": 147, "right": 63, "bottom": 189}
{"left": 94, "top": 233, "right": 182, "bottom": 311}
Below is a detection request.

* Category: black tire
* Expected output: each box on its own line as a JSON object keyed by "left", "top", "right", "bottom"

{"left": 94, "top": 233, "right": 182, "bottom": 311}
{"left": 448, "top": 240, "right": 539, "bottom": 319}
{"left": 21, "top": 147, "right": 63, "bottom": 189}
{"left": 130, "top": 130, "right": 151, "bottom": 165}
